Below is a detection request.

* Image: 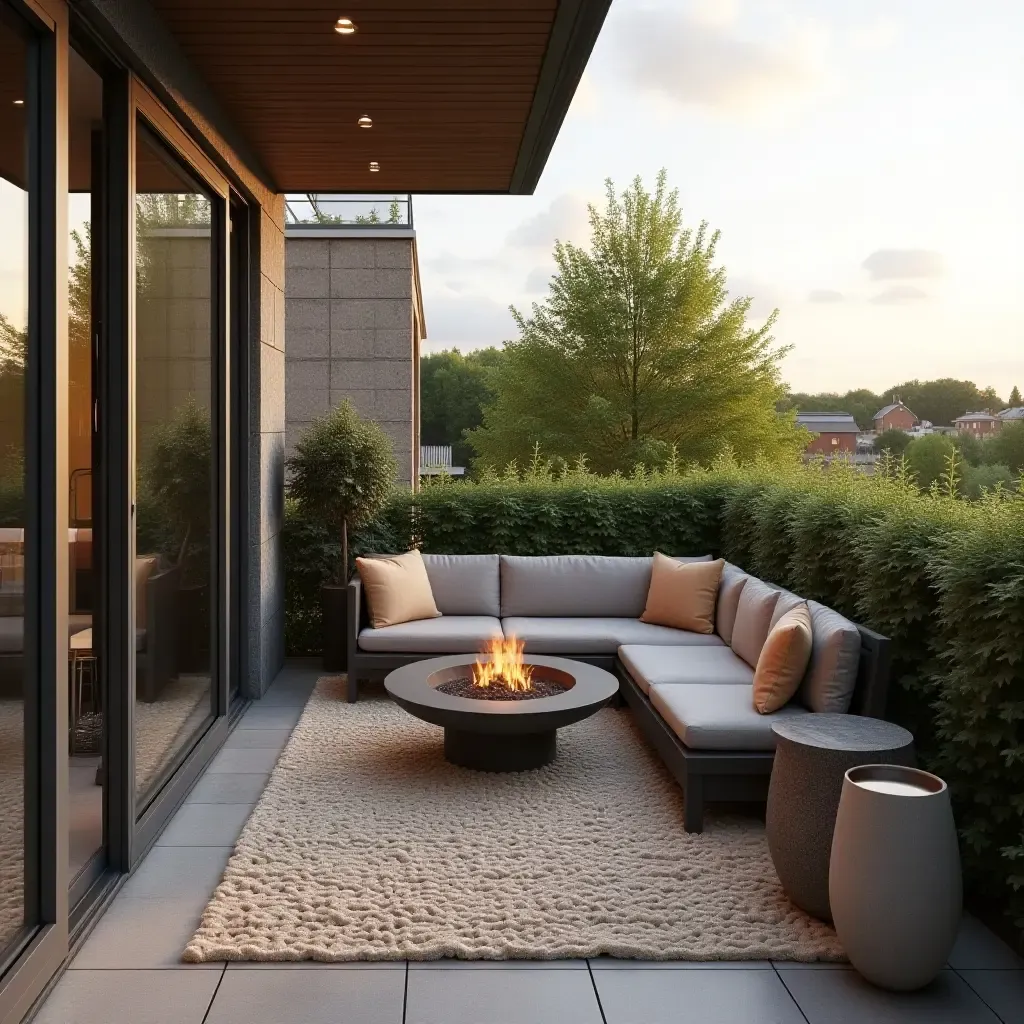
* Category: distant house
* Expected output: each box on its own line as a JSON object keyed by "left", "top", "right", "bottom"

{"left": 420, "top": 445, "right": 466, "bottom": 478}
{"left": 954, "top": 412, "right": 1002, "bottom": 439}
{"left": 998, "top": 407, "right": 1024, "bottom": 423}
{"left": 796, "top": 412, "right": 860, "bottom": 456}
{"left": 873, "top": 400, "right": 918, "bottom": 433}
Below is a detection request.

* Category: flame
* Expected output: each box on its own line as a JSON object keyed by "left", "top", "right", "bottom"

{"left": 472, "top": 634, "right": 534, "bottom": 692}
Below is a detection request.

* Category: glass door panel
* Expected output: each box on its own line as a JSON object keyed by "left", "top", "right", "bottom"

{"left": 133, "top": 122, "right": 216, "bottom": 806}
{"left": 0, "top": 2, "right": 35, "bottom": 960}
{"left": 66, "top": 43, "right": 104, "bottom": 887}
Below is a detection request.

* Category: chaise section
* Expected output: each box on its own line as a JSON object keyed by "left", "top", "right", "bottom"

{"left": 503, "top": 617, "right": 725, "bottom": 655}
{"left": 618, "top": 644, "right": 753, "bottom": 694}
{"left": 357, "top": 615, "right": 503, "bottom": 653}
{"left": 649, "top": 682, "right": 810, "bottom": 751}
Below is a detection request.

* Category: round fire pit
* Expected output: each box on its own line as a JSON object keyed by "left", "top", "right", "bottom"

{"left": 384, "top": 654, "right": 618, "bottom": 772}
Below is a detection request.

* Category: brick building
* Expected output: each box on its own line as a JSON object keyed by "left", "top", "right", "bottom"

{"left": 955, "top": 412, "right": 1002, "bottom": 439}
{"left": 796, "top": 413, "right": 861, "bottom": 455}
{"left": 873, "top": 401, "right": 918, "bottom": 433}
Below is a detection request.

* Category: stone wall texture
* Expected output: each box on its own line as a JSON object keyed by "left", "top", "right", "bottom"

{"left": 285, "top": 235, "right": 421, "bottom": 487}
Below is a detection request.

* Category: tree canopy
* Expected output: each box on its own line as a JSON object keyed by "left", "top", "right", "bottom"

{"left": 1009, "top": 385, "right": 1022, "bottom": 407}
{"left": 420, "top": 347, "right": 504, "bottom": 468}
{"left": 468, "top": 171, "right": 804, "bottom": 473}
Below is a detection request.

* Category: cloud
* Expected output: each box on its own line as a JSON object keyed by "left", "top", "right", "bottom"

{"left": 808, "top": 289, "right": 845, "bottom": 304}
{"left": 850, "top": 16, "right": 899, "bottom": 51}
{"left": 426, "top": 251, "right": 499, "bottom": 275}
{"left": 567, "top": 71, "right": 599, "bottom": 118}
{"left": 421, "top": 293, "right": 517, "bottom": 346}
{"left": 870, "top": 285, "right": 929, "bottom": 305}
{"left": 525, "top": 266, "right": 556, "bottom": 294}
{"left": 506, "top": 194, "right": 590, "bottom": 251}
{"left": 862, "top": 249, "right": 944, "bottom": 280}
{"left": 615, "top": 7, "right": 827, "bottom": 115}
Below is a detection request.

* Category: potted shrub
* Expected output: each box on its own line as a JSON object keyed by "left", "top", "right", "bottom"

{"left": 287, "top": 401, "right": 396, "bottom": 670}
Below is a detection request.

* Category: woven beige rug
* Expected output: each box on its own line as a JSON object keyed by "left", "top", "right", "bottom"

{"left": 184, "top": 676, "right": 842, "bottom": 963}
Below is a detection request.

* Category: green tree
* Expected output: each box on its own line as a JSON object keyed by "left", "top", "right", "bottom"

{"left": 962, "top": 462, "right": 1015, "bottom": 499}
{"left": 873, "top": 428, "right": 911, "bottom": 457}
{"left": 1009, "top": 385, "right": 1021, "bottom": 407}
{"left": 984, "top": 421, "right": 1024, "bottom": 474}
{"left": 469, "top": 171, "right": 804, "bottom": 473}
{"left": 420, "top": 347, "right": 504, "bottom": 468}
{"left": 905, "top": 433, "right": 956, "bottom": 490}
{"left": 884, "top": 378, "right": 1001, "bottom": 426}
{"left": 286, "top": 401, "right": 396, "bottom": 583}
{"left": 952, "top": 431, "right": 984, "bottom": 466}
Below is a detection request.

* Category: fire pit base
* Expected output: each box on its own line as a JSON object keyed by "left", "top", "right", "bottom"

{"left": 444, "top": 727, "right": 556, "bottom": 772}
{"left": 384, "top": 654, "right": 619, "bottom": 774}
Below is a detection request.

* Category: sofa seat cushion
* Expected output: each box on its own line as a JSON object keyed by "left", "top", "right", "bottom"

{"left": 503, "top": 617, "right": 725, "bottom": 655}
{"left": 619, "top": 644, "right": 754, "bottom": 694}
{"left": 358, "top": 615, "right": 502, "bottom": 653}
{"left": 649, "top": 682, "right": 810, "bottom": 751}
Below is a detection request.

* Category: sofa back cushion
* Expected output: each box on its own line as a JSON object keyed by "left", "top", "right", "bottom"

{"left": 730, "top": 576, "right": 781, "bottom": 668}
{"left": 715, "top": 563, "right": 749, "bottom": 644}
{"left": 769, "top": 588, "right": 805, "bottom": 629}
{"left": 422, "top": 554, "right": 500, "bottom": 617}
{"left": 499, "top": 554, "right": 711, "bottom": 618}
{"left": 800, "top": 601, "right": 862, "bottom": 713}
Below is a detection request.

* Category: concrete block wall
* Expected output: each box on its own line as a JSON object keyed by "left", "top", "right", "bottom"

{"left": 285, "top": 232, "right": 423, "bottom": 486}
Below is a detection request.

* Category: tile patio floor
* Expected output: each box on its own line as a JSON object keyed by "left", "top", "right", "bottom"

{"left": 31, "top": 662, "right": 1024, "bottom": 1023}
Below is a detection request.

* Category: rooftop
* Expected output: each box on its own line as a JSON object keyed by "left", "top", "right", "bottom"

{"left": 796, "top": 413, "right": 860, "bottom": 432}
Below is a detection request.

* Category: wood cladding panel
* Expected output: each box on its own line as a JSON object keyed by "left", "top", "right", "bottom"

{"left": 150, "top": 0, "right": 561, "bottom": 192}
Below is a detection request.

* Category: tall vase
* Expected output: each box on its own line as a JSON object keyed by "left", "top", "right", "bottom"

{"left": 829, "top": 764, "right": 961, "bottom": 991}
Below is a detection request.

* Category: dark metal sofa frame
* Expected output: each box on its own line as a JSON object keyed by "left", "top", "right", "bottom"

{"left": 347, "top": 573, "right": 891, "bottom": 833}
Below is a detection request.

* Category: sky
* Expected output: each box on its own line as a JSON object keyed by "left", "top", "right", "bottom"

{"left": 412, "top": 0, "right": 1024, "bottom": 398}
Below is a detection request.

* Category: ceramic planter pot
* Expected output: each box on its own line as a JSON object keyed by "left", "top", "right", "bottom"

{"left": 829, "top": 764, "right": 961, "bottom": 991}
{"left": 321, "top": 584, "right": 349, "bottom": 671}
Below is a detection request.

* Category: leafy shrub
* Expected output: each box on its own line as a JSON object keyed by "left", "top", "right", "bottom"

{"left": 963, "top": 462, "right": 1016, "bottom": 500}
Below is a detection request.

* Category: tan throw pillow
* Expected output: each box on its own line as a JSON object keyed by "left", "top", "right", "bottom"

{"left": 356, "top": 549, "right": 441, "bottom": 629}
{"left": 753, "top": 602, "right": 813, "bottom": 714}
{"left": 641, "top": 553, "right": 724, "bottom": 634}
{"left": 134, "top": 555, "right": 158, "bottom": 631}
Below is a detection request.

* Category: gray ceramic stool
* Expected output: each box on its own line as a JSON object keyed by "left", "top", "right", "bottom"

{"left": 766, "top": 714, "right": 914, "bottom": 921}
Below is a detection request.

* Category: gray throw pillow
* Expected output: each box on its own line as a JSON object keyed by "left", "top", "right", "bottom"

{"left": 730, "top": 577, "right": 781, "bottom": 669}
{"left": 770, "top": 588, "right": 805, "bottom": 629}
{"left": 799, "top": 601, "right": 862, "bottom": 713}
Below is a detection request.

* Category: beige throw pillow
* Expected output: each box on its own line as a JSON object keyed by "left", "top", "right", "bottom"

{"left": 641, "top": 553, "right": 724, "bottom": 634}
{"left": 356, "top": 549, "right": 441, "bottom": 629}
{"left": 753, "top": 602, "right": 813, "bottom": 714}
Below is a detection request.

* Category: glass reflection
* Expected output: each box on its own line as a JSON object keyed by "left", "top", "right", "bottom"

{"left": 134, "top": 124, "right": 215, "bottom": 804}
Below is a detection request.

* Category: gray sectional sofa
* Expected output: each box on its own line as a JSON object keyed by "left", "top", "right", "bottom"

{"left": 347, "top": 553, "right": 890, "bottom": 831}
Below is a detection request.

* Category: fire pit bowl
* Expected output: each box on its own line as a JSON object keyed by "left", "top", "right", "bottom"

{"left": 384, "top": 654, "right": 619, "bottom": 772}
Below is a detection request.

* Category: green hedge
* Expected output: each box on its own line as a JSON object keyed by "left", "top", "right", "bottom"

{"left": 284, "top": 465, "right": 1024, "bottom": 940}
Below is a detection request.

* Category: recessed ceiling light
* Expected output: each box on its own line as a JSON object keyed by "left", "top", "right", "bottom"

{"left": 13, "top": 99, "right": 23, "bottom": 106}
{"left": 357, "top": 115, "right": 373, "bottom": 128}
{"left": 369, "top": 161, "right": 380, "bottom": 172}
{"left": 334, "top": 17, "right": 356, "bottom": 34}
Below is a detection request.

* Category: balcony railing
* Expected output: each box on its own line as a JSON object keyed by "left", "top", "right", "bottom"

{"left": 284, "top": 193, "right": 413, "bottom": 228}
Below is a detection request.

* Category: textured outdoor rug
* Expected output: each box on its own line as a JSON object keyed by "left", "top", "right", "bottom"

{"left": 184, "top": 676, "right": 843, "bottom": 963}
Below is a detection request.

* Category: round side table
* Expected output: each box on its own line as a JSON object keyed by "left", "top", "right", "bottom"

{"left": 766, "top": 713, "right": 914, "bottom": 921}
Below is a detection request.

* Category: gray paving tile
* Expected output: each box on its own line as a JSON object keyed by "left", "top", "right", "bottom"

{"left": 591, "top": 957, "right": 772, "bottom": 969}
{"left": 71, "top": 897, "right": 220, "bottom": 970}
{"left": 119, "top": 846, "right": 231, "bottom": 899}
{"left": 238, "top": 705, "right": 304, "bottom": 730}
{"left": 257, "top": 682, "right": 316, "bottom": 706}
{"left": 950, "top": 915, "right": 1024, "bottom": 970}
{"left": 595, "top": 968, "right": 804, "bottom": 1024}
{"left": 227, "top": 960, "right": 404, "bottom": 970}
{"left": 780, "top": 966, "right": 1000, "bottom": 1023}
{"left": 960, "top": 970, "right": 1024, "bottom": 1024}
{"left": 773, "top": 959, "right": 853, "bottom": 969}
{"left": 157, "top": 803, "right": 253, "bottom": 847}
{"left": 33, "top": 969, "right": 221, "bottom": 1024}
{"left": 405, "top": 969, "right": 602, "bottom": 1024}
{"left": 204, "top": 966, "right": 405, "bottom": 1024}
{"left": 206, "top": 747, "right": 281, "bottom": 773}
{"left": 223, "top": 728, "right": 293, "bottom": 750}
{"left": 411, "top": 958, "right": 587, "bottom": 969}
{"left": 187, "top": 772, "right": 270, "bottom": 804}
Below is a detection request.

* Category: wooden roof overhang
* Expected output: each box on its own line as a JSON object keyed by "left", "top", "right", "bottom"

{"left": 146, "top": 0, "right": 611, "bottom": 194}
